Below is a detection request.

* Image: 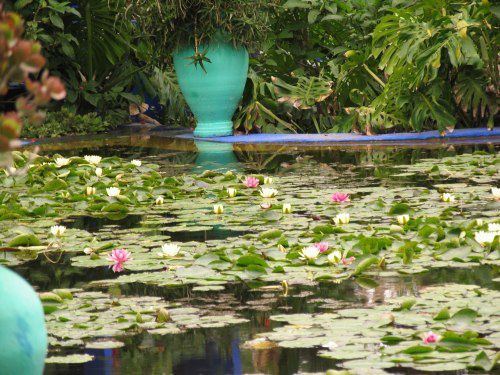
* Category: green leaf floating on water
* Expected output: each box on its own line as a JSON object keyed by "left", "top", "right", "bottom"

{"left": 236, "top": 255, "right": 269, "bottom": 268}
{"left": 433, "top": 307, "right": 451, "bottom": 320}
{"left": 8, "top": 234, "right": 41, "bottom": 247}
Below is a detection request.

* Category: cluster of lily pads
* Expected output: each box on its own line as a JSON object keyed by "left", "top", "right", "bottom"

{"left": 1, "top": 149, "right": 499, "bottom": 370}
{"left": 246, "top": 283, "right": 500, "bottom": 373}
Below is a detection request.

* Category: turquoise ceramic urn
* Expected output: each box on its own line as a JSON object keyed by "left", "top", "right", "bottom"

{"left": 173, "top": 36, "right": 249, "bottom": 138}
{"left": 0, "top": 266, "right": 47, "bottom": 374}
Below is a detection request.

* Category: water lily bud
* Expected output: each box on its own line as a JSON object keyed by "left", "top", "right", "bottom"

{"left": 83, "top": 247, "right": 93, "bottom": 255}
{"left": 213, "top": 204, "right": 224, "bottom": 214}
{"left": 115, "top": 174, "right": 123, "bottom": 181}
{"left": 278, "top": 244, "right": 287, "bottom": 253}
{"left": 95, "top": 167, "right": 103, "bottom": 177}
{"left": 260, "top": 188, "right": 278, "bottom": 198}
{"left": 155, "top": 196, "right": 164, "bottom": 205}
{"left": 61, "top": 191, "right": 70, "bottom": 199}
{"left": 476, "top": 219, "right": 484, "bottom": 226}
{"left": 459, "top": 231, "right": 466, "bottom": 239}
{"left": 264, "top": 176, "right": 273, "bottom": 184}
{"left": 397, "top": 214, "right": 410, "bottom": 225}
{"left": 227, "top": 187, "right": 237, "bottom": 198}
{"left": 50, "top": 225, "right": 66, "bottom": 237}
{"left": 106, "top": 187, "right": 120, "bottom": 197}
{"left": 333, "top": 212, "right": 350, "bottom": 225}
{"left": 86, "top": 186, "right": 96, "bottom": 196}
{"left": 131, "top": 159, "right": 141, "bottom": 167}
{"left": 282, "top": 203, "right": 292, "bottom": 214}
{"left": 281, "top": 280, "right": 289, "bottom": 296}
{"left": 441, "top": 193, "right": 455, "bottom": 203}
{"left": 344, "top": 50, "right": 356, "bottom": 58}
{"left": 328, "top": 250, "right": 342, "bottom": 264}
{"left": 156, "top": 308, "right": 171, "bottom": 323}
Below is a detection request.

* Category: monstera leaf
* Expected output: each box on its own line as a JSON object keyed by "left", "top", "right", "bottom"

{"left": 272, "top": 75, "right": 333, "bottom": 109}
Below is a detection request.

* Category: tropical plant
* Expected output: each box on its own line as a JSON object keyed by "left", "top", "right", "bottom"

{"left": 372, "top": 0, "right": 499, "bottom": 132}
{"left": 11, "top": 0, "right": 144, "bottom": 117}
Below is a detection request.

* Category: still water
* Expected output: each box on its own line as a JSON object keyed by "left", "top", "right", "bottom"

{"left": 18, "top": 134, "right": 500, "bottom": 374}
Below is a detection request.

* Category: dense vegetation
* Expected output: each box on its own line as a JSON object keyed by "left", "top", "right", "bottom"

{"left": 2, "top": 0, "right": 499, "bottom": 137}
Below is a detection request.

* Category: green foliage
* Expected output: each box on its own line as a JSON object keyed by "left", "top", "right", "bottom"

{"left": 21, "top": 108, "right": 124, "bottom": 138}
{"left": 238, "top": 0, "right": 498, "bottom": 134}
{"left": 132, "top": 0, "right": 279, "bottom": 53}
{"left": 14, "top": 0, "right": 144, "bottom": 118}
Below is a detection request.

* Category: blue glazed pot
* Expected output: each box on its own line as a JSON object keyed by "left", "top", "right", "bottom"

{"left": 0, "top": 266, "right": 47, "bottom": 374}
{"left": 173, "top": 38, "right": 249, "bottom": 138}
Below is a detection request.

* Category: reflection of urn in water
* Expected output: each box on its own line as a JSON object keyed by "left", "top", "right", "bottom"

{"left": 252, "top": 346, "right": 281, "bottom": 374}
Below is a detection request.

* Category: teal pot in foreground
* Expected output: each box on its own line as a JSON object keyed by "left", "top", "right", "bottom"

{"left": 173, "top": 40, "right": 249, "bottom": 137}
{"left": 0, "top": 266, "right": 47, "bottom": 374}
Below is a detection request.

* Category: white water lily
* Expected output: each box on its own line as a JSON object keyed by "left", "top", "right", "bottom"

{"left": 50, "top": 225, "right": 66, "bottom": 237}
{"left": 86, "top": 186, "right": 96, "bottom": 196}
{"left": 227, "top": 188, "right": 237, "bottom": 198}
{"left": 441, "top": 193, "right": 455, "bottom": 203}
{"left": 260, "top": 187, "right": 278, "bottom": 198}
{"left": 95, "top": 167, "right": 103, "bottom": 177}
{"left": 397, "top": 214, "right": 410, "bottom": 225}
{"left": 83, "top": 247, "right": 93, "bottom": 255}
{"left": 213, "top": 204, "right": 224, "bottom": 214}
{"left": 106, "top": 187, "right": 120, "bottom": 197}
{"left": 327, "top": 250, "right": 342, "bottom": 264}
{"left": 158, "top": 243, "right": 180, "bottom": 258}
{"left": 131, "top": 159, "right": 142, "bottom": 167}
{"left": 488, "top": 223, "right": 500, "bottom": 232}
{"left": 282, "top": 203, "right": 292, "bottom": 214}
{"left": 492, "top": 187, "right": 500, "bottom": 200}
{"left": 84, "top": 155, "right": 102, "bottom": 165}
{"left": 54, "top": 157, "right": 70, "bottom": 168}
{"left": 333, "top": 212, "right": 350, "bottom": 225}
{"left": 263, "top": 176, "right": 273, "bottom": 184}
{"left": 155, "top": 196, "right": 164, "bottom": 205}
{"left": 474, "top": 231, "right": 496, "bottom": 246}
{"left": 300, "top": 246, "right": 320, "bottom": 260}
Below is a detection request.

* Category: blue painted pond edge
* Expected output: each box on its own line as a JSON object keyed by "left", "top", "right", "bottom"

{"left": 177, "top": 127, "right": 500, "bottom": 144}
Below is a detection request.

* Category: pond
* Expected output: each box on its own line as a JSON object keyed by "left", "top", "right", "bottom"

{"left": 1, "top": 136, "right": 499, "bottom": 374}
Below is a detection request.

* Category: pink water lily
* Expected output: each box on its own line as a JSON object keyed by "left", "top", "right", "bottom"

{"left": 107, "top": 248, "right": 131, "bottom": 273}
{"left": 314, "top": 242, "right": 329, "bottom": 253}
{"left": 422, "top": 331, "right": 439, "bottom": 344}
{"left": 331, "top": 192, "right": 350, "bottom": 203}
{"left": 341, "top": 256, "right": 355, "bottom": 266}
{"left": 244, "top": 176, "right": 259, "bottom": 188}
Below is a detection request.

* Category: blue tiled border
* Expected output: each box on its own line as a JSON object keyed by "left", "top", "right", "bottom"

{"left": 177, "top": 127, "right": 500, "bottom": 144}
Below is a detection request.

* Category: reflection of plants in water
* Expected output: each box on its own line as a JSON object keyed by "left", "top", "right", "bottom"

{"left": 234, "top": 145, "right": 290, "bottom": 172}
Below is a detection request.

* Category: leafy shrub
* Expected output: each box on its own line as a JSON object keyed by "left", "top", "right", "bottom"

{"left": 21, "top": 108, "right": 124, "bottom": 139}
